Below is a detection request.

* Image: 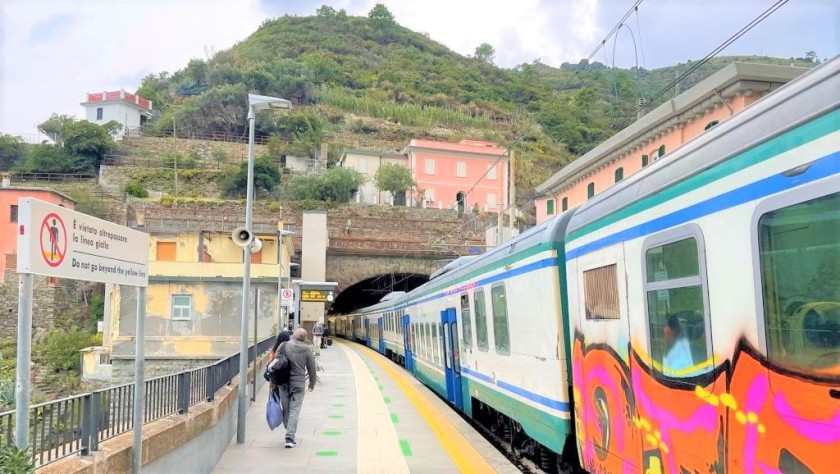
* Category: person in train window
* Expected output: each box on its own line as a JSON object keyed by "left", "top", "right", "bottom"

{"left": 662, "top": 314, "right": 694, "bottom": 375}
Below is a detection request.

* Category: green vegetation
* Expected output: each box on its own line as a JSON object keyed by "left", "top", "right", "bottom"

{"left": 0, "top": 445, "right": 35, "bottom": 474}
{"left": 285, "top": 166, "right": 364, "bottom": 202}
{"left": 222, "top": 156, "right": 282, "bottom": 197}
{"left": 374, "top": 162, "right": 414, "bottom": 205}
{"left": 124, "top": 181, "right": 149, "bottom": 198}
{"left": 0, "top": 134, "right": 26, "bottom": 171}
{"left": 36, "top": 329, "right": 100, "bottom": 373}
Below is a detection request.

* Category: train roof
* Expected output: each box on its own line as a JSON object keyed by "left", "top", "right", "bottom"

{"left": 567, "top": 55, "right": 840, "bottom": 235}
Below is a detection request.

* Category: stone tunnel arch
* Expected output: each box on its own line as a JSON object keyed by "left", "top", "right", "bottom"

{"left": 325, "top": 253, "right": 443, "bottom": 314}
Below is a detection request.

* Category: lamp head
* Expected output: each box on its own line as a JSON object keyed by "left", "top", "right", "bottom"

{"left": 248, "top": 93, "right": 292, "bottom": 111}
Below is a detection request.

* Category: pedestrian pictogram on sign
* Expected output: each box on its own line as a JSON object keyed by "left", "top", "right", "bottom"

{"left": 281, "top": 288, "right": 294, "bottom": 306}
{"left": 40, "top": 213, "right": 66, "bottom": 268}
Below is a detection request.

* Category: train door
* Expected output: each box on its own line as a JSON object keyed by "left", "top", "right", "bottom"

{"left": 440, "top": 308, "right": 464, "bottom": 410}
{"left": 377, "top": 316, "right": 385, "bottom": 353}
{"left": 402, "top": 314, "right": 414, "bottom": 372}
{"left": 364, "top": 318, "right": 371, "bottom": 347}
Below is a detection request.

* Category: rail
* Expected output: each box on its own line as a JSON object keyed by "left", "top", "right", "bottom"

{"left": 8, "top": 172, "right": 97, "bottom": 183}
{"left": 0, "top": 336, "right": 274, "bottom": 467}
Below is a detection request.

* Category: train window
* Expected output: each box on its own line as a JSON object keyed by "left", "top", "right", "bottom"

{"left": 434, "top": 324, "right": 441, "bottom": 365}
{"left": 644, "top": 236, "right": 710, "bottom": 378}
{"left": 759, "top": 192, "right": 840, "bottom": 372}
{"left": 474, "top": 288, "right": 489, "bottom": 350}
{"left": 424, "top": 324, "right": 431, "bottom": 360}
{"left": 491, "top": 284, "right": 510, "bottom": 354}
{"left": 583, "top": 264, "right": 620, "bottom": 320}
{"left": 460, "top": 293, "right": 473, "bottom": 348}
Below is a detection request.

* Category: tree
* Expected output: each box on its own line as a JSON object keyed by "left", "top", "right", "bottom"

{"left": 37, "top": 113, "right": 75, "bottom": 146}
{"left": 222, "top": 156, "right": 281, "bottom": 197}
{"left": 286, "top": 167, "right": 364, "bottom": 202}
{"left": 474, "top": 43, "right": 495, "bottom": 63}
{"left": 368, "top": 3, "right": 395, "bottom": 23}
{"left": 0, "top": 134, "right": 27, "bottom": 171}
{"left": 61, "top": 120, "right": 116, "bottom": 172}
{"left": 374, "top": 162, "right": 414, "bottom": 205}
{"left": 316, "top": 5, "right": 336, "bottom": 17}
{"left": 23, "top": 144, "right": 73, "bottom": 173}
{"left": 805, "top": 51, "right": 818, "bottom": 64}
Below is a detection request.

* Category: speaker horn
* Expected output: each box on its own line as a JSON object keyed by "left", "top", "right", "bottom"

{"left": 231, "top": 227, "right": 253, "bottom": 247}
{"left": 249, "top": 237, "right": 263, "bottom": 254}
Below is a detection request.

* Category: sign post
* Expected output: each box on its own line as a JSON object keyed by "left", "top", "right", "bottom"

{"left": 16, "top": 198, "right": 149, "bottom": 471}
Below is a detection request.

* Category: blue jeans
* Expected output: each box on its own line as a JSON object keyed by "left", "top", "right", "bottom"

{"left": 277, "top": 384, "right": 306, "bottom": 442}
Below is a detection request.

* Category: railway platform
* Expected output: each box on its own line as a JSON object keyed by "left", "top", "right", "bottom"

{"left": 214, "top": 339, "right": 519, "bottom": 473}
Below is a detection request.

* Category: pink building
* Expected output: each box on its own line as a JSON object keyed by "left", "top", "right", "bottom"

{"left": 0, "top": 179, "right": 75, "bottom": 282}
{"left": 402, "top": 139, "right": 509, "bottom": 213}
{"left": 534, "top": 62, "right": 808, "bottom": 223}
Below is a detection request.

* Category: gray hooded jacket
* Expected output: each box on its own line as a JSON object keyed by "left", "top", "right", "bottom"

{"left": 278, "top": 339, "right": 317, "bottom": 389}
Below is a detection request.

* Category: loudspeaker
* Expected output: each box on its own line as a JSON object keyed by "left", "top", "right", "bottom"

{"left": 231, "top": 227, "right": 253, "bottom": 247}
{"left": 249, "top": 237, "right": 262, "bottom": 254}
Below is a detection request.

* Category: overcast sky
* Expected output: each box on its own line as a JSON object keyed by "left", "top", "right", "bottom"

{"left": 1, "top": 0, "right": 837, "bottom": 139}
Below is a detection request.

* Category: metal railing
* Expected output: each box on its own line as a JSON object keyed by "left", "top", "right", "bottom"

{"left": 8, "top": 172, "right": 97, "bottom": 183}
{"left": 0, "top": 336, "right": 274, "bottom": 467}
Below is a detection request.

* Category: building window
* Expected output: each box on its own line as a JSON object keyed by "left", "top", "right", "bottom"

{"left": 645, "top": 235, "right": 710, "bottom": 378}
{"left": 456, "top": 162, "right": 467, "bottom": 178}
{"left": 587, "top": 183, "right": 595, "bottom": 199}
{"left": 171, "top": 295, "right": 192, "bottom": 320}
{"left": 562, "top": 197, "right": 568, "bottom": 212}
{"left": 583, "top": 264, "right": 619, "bottom": 320}
{"left": 642, "top": 154, "right": 649, "bottom": 167}
{"left": 704, "top": 120, "right": 720, "bottom": 131}
{"left": 10, "top": 205, "right": 18, "bottom": 223}
{"left": 759, "top": 192, "right": 839, "bottom": 372}
{"left": 546, "top": 199, "right": 555, "bottom": 215}
{"left": 486, "top": 193, "right": 497, "bottom": 206}
{"left": 658, "top": 145, "right": 666, "bottom": 158}
{"left": 424, "top": 188, "right": 435, "bottom": 203}
{"left": 474, "top": 287, "right": 489, "bottom": 350}
{"left": 357, "top": 157, "right": 368, "bottom": 174}
{"left": 156, "top": 242, "right": 176, "bottom": 261}
{"left": 424, "top": 158, "right": 435, "bottom": 175}
{"left": 487, "top": 165, "right": 497, "bottom": 180}
{"left": 96, "top": 108, "right": 103, "bottom": 120}
{"left": 491, "top": 283, "right": 510, "bottom": 354}
{"left": 615, "top": 168, "right": 624, "bottom": 183}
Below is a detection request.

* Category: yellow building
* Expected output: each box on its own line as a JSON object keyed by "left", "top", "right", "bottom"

{"left": 101, "top": 222, "right": 295, "bottom": 383}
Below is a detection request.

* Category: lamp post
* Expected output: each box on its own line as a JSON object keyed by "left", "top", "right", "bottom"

{"left": 238, "top": 94, "right": 291, "bottom": 444}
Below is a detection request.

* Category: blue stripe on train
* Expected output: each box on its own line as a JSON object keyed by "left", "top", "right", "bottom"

{"left": 461, "top": 367, "right": 570, "bottom": 412}
{"left": 567, "top": 151, "right": 840, "bottom": 261}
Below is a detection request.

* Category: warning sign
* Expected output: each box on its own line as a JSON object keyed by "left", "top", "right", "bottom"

{"left": 280, "top": 288, "right": 294, "bottom": 306}
{"left": 40, "top": 213, "right": 67, "bottom": 267}
{"left": 17, "top": 198, "right": 149, "bottom": 286}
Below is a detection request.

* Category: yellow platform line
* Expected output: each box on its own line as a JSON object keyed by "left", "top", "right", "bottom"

{"left": 355, "top": 344, "right": 496, "bottom": 474}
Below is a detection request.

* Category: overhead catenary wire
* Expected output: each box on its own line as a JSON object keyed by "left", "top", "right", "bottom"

{"left": 621, "top": 0, "right": 790, "bottom": 124}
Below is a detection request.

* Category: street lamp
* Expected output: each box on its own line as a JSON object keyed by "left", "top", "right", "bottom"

{"left": 237, "top": 93, "right": 291, "bottom": 444}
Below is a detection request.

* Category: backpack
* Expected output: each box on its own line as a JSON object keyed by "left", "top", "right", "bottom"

{"left": 263, "top": 342, "right": 291, "bottom": 385}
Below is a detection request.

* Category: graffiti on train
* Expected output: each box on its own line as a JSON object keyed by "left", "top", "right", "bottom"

{"left": 572, "top": 335, "right": 840, "bottom": 474}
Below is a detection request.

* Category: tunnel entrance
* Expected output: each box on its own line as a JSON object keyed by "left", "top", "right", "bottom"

{"left": 329, "top": 272, "right": 429, "bottom": 315}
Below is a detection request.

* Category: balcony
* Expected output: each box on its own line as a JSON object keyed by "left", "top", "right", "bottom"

{"left": 150, "top": 261, "right": 281, "bottom": 279}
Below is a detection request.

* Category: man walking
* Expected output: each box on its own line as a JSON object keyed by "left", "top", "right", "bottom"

{"left": 312, "top": 323, "right": 324, "bottom": 356}
{"left": 275, "top": 328, "right": 317, "bottom": 448}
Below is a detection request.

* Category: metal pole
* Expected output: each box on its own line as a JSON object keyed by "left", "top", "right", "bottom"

{"left": 132, "top": 286, "right": 146, "bottom": 474}
{"left": 252, "top": 288, "right": 259, "bottom": 402}
{"left": 237, "top": 106, "right": 256, "bottom": 444}
{"left": 14, "top": 273, "right": 33, "bottom": 450}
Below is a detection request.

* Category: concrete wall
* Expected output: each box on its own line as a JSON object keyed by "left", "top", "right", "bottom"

{"left": 300, "top": 212, "right": 327, "bottom": 326}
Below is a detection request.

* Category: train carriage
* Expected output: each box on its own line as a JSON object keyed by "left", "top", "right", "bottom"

{"left": 565, "top": 55, "right": 840, "bottom": 473}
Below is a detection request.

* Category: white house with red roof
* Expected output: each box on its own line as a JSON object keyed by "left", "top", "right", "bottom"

{"left": 80, "top": 90, "right": 153, "bottom": 138}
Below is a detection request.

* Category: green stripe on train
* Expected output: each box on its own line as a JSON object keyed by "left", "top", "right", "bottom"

{"left": 464, "top": 378, "right": 572, "bottom": 455}
{"left": 568, "top": 108, "right": 840, "bottom": 243}
{"left": 413, "top": 364, "right": 447, "bottom": 396}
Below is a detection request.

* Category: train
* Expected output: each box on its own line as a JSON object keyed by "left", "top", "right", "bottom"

{"left": 328, "top": 55, "right": 840, "bottom": 473}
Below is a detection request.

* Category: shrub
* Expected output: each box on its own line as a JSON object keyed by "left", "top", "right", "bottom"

{"left": 160, "top": 196, "right": 174, "bottom": 207}
{"left": 124, "top": 181, "right": 149, "bottom": 198}
{"left": 0, "top": 444, "right": 34, "bottom": 473}
{"left": 35, "top": 329, "right": 99, "bottom": 373}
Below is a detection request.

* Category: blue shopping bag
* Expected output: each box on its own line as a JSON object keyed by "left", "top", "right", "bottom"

{"left": 266, "top": 387, "right": 284, "bottom": 431}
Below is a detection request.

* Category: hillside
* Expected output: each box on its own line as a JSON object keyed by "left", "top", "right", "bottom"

{"left": 134, "top": 6, "right": 817, "bottom": 196}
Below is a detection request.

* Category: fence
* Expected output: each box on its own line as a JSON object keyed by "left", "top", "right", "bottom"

{"left": 0, "top": 336, "right": 274, "bottom": 467}
{"left": 124, "top": 126, "right": 284, "bottom": 146}
{"left": 8, "top": 172, "right": 97, "bottom": 183}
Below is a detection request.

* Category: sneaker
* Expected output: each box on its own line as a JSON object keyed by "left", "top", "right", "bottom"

{"left": 285, "top": 440, "right": 297, "bottom": 448}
